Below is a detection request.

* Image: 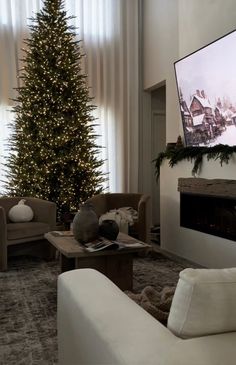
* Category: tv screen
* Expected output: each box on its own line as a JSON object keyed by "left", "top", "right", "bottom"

{"left": 174, "top": 29, "right": 236, "bottom": 147}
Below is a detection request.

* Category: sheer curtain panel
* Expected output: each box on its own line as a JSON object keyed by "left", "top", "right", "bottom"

{"left": 0, "top": 0, "right": 140, "bottom": 194}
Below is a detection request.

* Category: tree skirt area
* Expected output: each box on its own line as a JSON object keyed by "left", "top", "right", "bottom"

{"left": 0, "top": 250, "right": 198, "bottom": 365}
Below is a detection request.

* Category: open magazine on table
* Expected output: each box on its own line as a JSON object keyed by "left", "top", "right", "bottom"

{"left": 84, "top": 236, "right": 145, "bottom": 252}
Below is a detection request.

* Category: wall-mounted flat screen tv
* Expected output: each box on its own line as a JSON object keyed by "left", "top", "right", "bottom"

{"left": 174, "top": 29, "right": 236, "bottom": 147}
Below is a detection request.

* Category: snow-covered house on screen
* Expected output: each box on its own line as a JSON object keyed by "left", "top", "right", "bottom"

{"left": 189, "top": 90, "right": 214, "bottom": 127}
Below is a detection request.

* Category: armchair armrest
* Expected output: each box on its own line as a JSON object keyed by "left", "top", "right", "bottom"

{"left": 26, "top": 198, "right": 57, "bottom": 230}
{"left": 138, "top": 194, "right": 151, "bottom": 243}
{"left": 0, "top": 206, "right": 8, "bottom": 270}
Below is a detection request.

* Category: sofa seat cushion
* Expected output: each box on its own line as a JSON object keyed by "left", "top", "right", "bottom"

{"left": 167, "top": 267, "right": 236, "bottom": 339}
{"left": 7, "top": 222, "right": 50, "bottom": 241}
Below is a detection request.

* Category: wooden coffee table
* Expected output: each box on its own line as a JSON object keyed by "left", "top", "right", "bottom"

{"left": 44, "top": 231, "right": 151, "bottom": 290}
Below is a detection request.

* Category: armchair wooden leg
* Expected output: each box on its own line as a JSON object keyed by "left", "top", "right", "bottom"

{"left": 41, "top": 240, "right": 57, "bottom": 260}
{"left": 0, "top": 248, "right": 7, "bottom": 271}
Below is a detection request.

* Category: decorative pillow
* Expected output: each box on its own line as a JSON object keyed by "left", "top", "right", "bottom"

{"left": 8, "top": 199, "right": 34, "bottom": 223}
{"left": 167, "top": 267, "right": 236, "bottom": 339}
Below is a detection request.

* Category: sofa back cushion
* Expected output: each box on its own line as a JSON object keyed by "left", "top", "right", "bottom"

{"left": 106, "top": 193, "right": 141, "bottom": 211}
{"left": 86, "top": 195, "right": 108, "bottom": 218}
{"left": 167, "top": 267, "right": 236, "bottom": 339}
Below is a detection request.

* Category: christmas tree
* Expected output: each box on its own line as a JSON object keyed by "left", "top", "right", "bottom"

{"left": 5, "top": 0, "right": 105, "bottom": 218}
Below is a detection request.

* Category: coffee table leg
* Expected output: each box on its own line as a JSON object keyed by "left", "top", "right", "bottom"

{"left": 108, "top": 254, "right": 133, "bottom": 291}
{"left": 75, "top": 253, "right": 133, "bottom": 291}
{"left": 60, "top": 253, "right": 75, "bottom": 272}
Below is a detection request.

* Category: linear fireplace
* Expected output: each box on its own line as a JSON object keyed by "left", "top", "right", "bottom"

{"left": 178, "top": 178, "right": 236, "bottom": 242}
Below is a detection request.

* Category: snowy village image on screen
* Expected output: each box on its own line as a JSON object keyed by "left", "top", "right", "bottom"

{"left": 175, "top": 29, "right": 236, "bottom": 147}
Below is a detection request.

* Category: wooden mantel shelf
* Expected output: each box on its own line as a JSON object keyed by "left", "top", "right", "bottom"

{"left": 178, "top": 178, "right": 236, "bottom": 198}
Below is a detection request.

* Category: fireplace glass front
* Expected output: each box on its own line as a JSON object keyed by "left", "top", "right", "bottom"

{"left": 180, "top": 192, "right": 236, "bottom": 241}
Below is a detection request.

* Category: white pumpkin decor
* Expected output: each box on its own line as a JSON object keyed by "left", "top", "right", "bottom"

{"left": 8, "top": 199, "right": 34, "bottom": 223}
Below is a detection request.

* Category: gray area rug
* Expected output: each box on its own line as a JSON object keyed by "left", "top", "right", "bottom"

{"left": 0, "top": 249, "right": 197, "bottom": 365}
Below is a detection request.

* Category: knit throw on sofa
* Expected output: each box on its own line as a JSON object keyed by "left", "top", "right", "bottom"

{"left": 126, "top": 285, "right": 176, "bottom": 325}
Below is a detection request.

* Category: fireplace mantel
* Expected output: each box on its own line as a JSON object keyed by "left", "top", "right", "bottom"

{"left": 160, "top": 157, "right": 236, "bottom": 268}
{"left": 178, "top": 178, "right": 236, "bottom": 198}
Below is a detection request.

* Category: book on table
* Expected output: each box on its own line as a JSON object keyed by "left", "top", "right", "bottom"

{"left": 51, "top": 231, "right": 145, "bottom": 252}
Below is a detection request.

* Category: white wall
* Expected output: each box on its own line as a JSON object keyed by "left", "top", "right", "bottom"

{"left": 178, "top": 0, "right": 236, "bottom": 57}
{"left": 143, "top": 0, "right": 236, "bottom": 266}
{"left": 143, "top": 0, "right": 179, "bottom": 143}
{"left": 143, "top": 0, "right": 236, "bottom": 141}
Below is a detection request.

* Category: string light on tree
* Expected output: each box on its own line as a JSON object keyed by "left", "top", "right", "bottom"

{"left": 5, "top": 0, "right": 105, "bottom": 220}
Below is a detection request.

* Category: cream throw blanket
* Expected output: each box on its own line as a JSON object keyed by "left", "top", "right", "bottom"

{"left": 99, "top": 207, "right": 138, "bottom": 234}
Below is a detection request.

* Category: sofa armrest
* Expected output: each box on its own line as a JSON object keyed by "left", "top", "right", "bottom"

{"left": 137, "top": 194, "right": 151, "bottom": 242}
{"left": 26, "top": 198, "right": 57, "bottom": 230}
{"left": 0, "top": 206, "right": 8, "bottom": 270}
{"left": 58, "top": 269, "right": 177, "bottom": 365}
{"left": 58, "top": 269, "right": 236, "bottom": 365}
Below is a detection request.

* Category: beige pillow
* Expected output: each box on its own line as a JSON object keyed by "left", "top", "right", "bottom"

{"left": 167, "top": 267, "right": 236, "bottom": 339}
{"left": 8, "top": 199, "right": 34, "bottom": 223}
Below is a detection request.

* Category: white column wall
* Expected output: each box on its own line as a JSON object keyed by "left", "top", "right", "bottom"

{"left": 143, "top": 0, "right": 236, "bottom": 266}
{"left": 143, "top": 0, "right": 180, "bottom": 143}
{"left": 178, "top": 0, "right": 236, "bottom": 57}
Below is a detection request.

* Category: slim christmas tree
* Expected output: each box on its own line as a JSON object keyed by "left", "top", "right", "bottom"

{"left": 5, "top": 0, "right": 105, "bottom": 218}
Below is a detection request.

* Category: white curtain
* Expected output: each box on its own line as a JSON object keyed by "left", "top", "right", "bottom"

{"left": 0, "top": 0, "right": 139, "bottom": 194}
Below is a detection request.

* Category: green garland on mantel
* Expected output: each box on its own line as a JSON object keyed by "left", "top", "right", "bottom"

{"left": 153, "top": 144, "right": 236, "bottom": 179}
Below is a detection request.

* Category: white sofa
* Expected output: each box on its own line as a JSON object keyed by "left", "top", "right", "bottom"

{"left": 57, "top": 268, "right": 236, "bottom": 365}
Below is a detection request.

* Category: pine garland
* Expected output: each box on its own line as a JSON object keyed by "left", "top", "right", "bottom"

{"left": 153, "top": 144, "right": 236, "bottom": 179}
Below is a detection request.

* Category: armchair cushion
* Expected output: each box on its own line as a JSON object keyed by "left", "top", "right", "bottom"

{"left": 167, "top": 267, "right": 236, "bottom": 339}
{"left": 7, "top": 222, "right": 50, "bottom": 241}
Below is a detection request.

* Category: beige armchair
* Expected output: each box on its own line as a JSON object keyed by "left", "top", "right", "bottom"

{"left": 0, "top": 197, "right": 57, "bottom": 271}
{"left": 86, "top": 193, "right": 151, "bottom": 243}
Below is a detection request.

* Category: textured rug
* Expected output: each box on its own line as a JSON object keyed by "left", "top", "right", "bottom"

{"left": 0, "top": 249, "right": 198, "bottom": 365}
